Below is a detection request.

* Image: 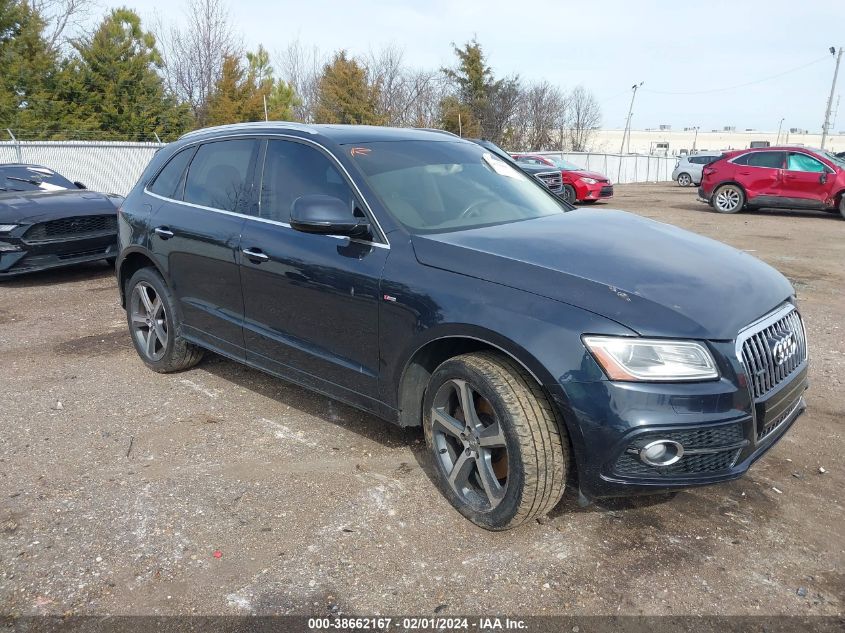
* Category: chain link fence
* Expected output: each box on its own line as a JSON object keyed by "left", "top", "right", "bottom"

{"left": 1, "top": 141, "right": 678, "bottom": 196}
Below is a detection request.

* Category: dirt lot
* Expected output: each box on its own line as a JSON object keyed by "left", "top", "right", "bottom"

{"left": 0, "top": 183, "right": 843, "bottom": 618}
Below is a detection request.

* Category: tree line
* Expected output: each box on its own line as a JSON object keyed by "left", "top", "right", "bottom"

{"left": 0, "top": 0, "right": 601, "bottom": 150}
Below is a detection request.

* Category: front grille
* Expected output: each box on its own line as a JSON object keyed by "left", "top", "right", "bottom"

{"left": 24, "top": 215, "right": 117, "bottom": 242}
{"left": 739, "top": 307, "right": 807, "bottom": 400}
{"left": 612, "top": 422, "right": 744, "bottom": 478}
{"left": 599, "top": 185, "right": 614, "bottom": 197}
{"left": 535, "top": 171, "right": 563, "bottom": 193}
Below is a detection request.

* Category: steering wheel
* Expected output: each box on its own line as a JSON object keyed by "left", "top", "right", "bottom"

{"left": 459, "top": 198, "right": 495, "bottom": 220}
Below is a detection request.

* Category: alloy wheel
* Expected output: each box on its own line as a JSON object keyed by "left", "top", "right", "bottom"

{"left": 678, "top": 173, "right": 691, "bottom": 186}
{"left": 430, "top": 378, "right": 509, "bottom": 512}
{"left": 714, "top": 186, "right": 742, "bottom": 212}
{"left": 130, "top": 281, "right": 169, "bottom": 361}
{"left": 563, "top": 186, "right": 575, "bottom": 204}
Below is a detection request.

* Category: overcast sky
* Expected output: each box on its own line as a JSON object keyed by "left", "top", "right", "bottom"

{"left": 104, "top": 0, "right": 845, "bottom": 132}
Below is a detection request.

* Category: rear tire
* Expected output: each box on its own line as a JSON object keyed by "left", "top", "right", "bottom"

{"left": 677, "top": 173, "right": 692, "bottom": 187}
{"left": 839, "top": 195, "right": 845, "bottom": 220}
{"left": 125, "top": 267, "right": 203, "bottom": 373}
{"left": 423, "top": 352, "right": 569, "bottom": 530}
{"left": 712, "top": 184, "right": 745, "bottom": 213}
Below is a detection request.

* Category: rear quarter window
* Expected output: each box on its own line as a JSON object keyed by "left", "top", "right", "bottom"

{"left": 148, "top": 148, "right": 195, "bottom": 199}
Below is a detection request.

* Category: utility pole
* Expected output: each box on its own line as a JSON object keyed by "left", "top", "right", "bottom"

{"left": 619, "top": 82, "right": 644, "bottom": 155}
{"left": 692, "top": 126, "right": 699, "bottom": 153}
{"left": 775, "top": 117, "right": 785, "bottom": 144}
{"left": 821, "top": 46, "right": 842, "bottom": 150}
{"left": 263, "top": 94, "right": 269, "bottom": 122}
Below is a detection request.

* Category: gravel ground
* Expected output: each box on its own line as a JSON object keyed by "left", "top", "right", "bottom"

{"left": 0, "top": 183, "right": 842, "bottom": 617}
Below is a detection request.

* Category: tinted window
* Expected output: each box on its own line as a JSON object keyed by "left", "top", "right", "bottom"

{"left": 184, "top": 140, "right": 258, "bottom": 212}
{"left": 787, "top": 152, "right": 827, "bottom": 173}
{"left": 349, "top": 140, "right": 565, "bottom": 233}
{"left": 734, "top": 151, "right": 785, "bottom": 168}
{"left": 0, "top": 165, "right": 76, "bottom": 192}
{"left": 149, "top": 148, "right": 194, "bottom": 198}
{"left": 259, "top": 140, "right": 354, "bottom": 222}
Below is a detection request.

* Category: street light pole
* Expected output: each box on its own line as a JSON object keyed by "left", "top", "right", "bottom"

{"left": 821, "top": 47, "right": 842, "bottom": 150}
{"left": 692, "top": 126, "right": 699, "bottom": 153}
{"left": 776, "top": 117, "right": 784, "bottom": 144}
{"left": 619, "top": 82, "right": 643, "bottom": 155}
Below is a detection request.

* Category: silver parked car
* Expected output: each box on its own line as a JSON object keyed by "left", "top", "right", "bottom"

{"left": 672, "top": 153, "right": 722, "bottom": 187}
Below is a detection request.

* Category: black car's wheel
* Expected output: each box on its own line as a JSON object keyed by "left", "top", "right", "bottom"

{"left": 677, "top": 173, "right": 692, "bottom": 187}
{"left": 712, "top": 184, "right": 745, "bottom": 213}
{"left": 125, "top": 267, "right": 203, "bottom": 373}
{"left": 562, "top": 184, "right": 577, "bottom": 204}
{"left": 423, "top": 352, "right": 568, "bottom": 530}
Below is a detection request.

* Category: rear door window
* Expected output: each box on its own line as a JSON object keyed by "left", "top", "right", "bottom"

{"left": 183, "top": 139, "right": 259, "bottom": 212}
{"left": 149, "top": 147, "right": 195, "bottom": 198}
{"left": 735, "top": 151, "right": 785, "bottom": 169}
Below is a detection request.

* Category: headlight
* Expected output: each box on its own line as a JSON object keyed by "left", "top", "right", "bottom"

{"left": 0, "top": 224, "right": 17, "bottom": 233}
{"left": 580, "top": 177, "right": 597, "bottom": 184}
{"left": 582, "top": 336, "right": 719, "bottom": 381}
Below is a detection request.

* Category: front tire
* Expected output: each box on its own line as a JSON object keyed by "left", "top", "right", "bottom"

{"left": 712, "top": 184, "right": 745, "bottom": 213}
{"left": 423, "top": 352, "right": 569, "bottom": 530}
{"left": 562, "top": 184, "right": 577, "bottom": 204}
{"left": 677, "top": 173, "right": 692, "bottom": 187}
{"left": 125, "top": 267, "right": 203, "bottom": 373}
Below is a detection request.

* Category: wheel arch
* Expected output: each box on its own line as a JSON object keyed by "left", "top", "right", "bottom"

{"left": 118, "top": 248, "right": 166, "bottom": 307}
{"left": 711, "top": 180, "right": 749, "bottom": 206}
{"left": 395, "top": 330, "right": 558, "bottom": 429}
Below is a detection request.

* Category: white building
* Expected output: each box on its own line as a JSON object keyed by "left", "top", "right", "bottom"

{"left": 585, "top": 127, "right": 845, "bottom": 156}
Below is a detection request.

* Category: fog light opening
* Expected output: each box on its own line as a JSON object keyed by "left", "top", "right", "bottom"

{"left": 639, "top": 440, "right": 684, "bottom": 467}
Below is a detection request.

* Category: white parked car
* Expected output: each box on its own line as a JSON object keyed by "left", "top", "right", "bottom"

{"left": 672, "top": 153, "right": 722, "bottom": 187}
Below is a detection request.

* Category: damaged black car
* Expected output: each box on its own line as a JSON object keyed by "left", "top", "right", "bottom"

{"left": 0, "top": 163, "right": 123, "bottom": 278}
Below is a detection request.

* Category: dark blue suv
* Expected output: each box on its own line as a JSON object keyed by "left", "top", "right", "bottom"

{"left": 116, "top": 123, "right": 808, "bottom": 530}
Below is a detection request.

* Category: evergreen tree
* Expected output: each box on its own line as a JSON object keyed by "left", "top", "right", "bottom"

{"left": 0, "top": 0, "right": 60, "bottom": 136}
{"left": 60, "top": 8, "right": 191, "bottom": 140}
{"left": 314, "top": 51, "right": 383, "bottom": 125}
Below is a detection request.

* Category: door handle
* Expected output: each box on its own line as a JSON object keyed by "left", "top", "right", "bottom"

{"left": 242, "top": 247, "right": 270, "bottom": 263}
{"left": 154, "top": 226, "right": 174, "bottom": 239}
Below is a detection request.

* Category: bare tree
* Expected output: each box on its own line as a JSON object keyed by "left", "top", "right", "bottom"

{"left": 156, "top": 0, "right": 241, "bottom": 127}
{"left": 565, "top": 84, "right": 601, "bottom": 151}
{"left": 511, "top": 81, "right": 567, "bottom": 150}
{"left": 31, "top": 0, "right": 96, "bottom": 51}
{"left": 276, "top": 38, "right": 326, "bottom": 122}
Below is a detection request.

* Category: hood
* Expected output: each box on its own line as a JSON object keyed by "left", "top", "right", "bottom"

{"left": 0, "top": 189, "right": 121, "bottom": 224}
{"left": 567, "top": 169, "right": 609, "bottom": 181}
{"left": 411, "top": 210, "right": 794, "bottom": 340}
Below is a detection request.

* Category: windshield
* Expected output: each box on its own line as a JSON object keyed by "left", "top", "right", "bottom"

{"left": 820, "top": 150, "right": 845, "bottom": 169}
{"left": 347, "top": 141, "right": 566, "bottom": 233}
{"left": 548, "top": 157, "right": 583, "bottom": 171}
{"left": 0, "top": 165, "right": 77, "bottom": 192}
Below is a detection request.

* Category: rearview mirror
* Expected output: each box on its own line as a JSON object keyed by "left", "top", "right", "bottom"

{"left": 290, "top": 195, "right": 370, "bottom": 238}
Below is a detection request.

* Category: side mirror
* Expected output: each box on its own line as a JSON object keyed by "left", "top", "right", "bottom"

{"left": 74, "top": 181, "right": 87, "bottom": 190}
{"left": 819, "top": 173, "right": 828, "bottom": 185}
{"left": 290, "top": 195, "right": 370, "bottom": 238}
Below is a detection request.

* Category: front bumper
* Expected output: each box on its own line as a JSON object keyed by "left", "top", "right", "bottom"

{"left": 578, "top": 182, "right": 614, "bottom": 201}
{"left": 0, "top": 231, "right": 117, "bottom": 278}
{"left": 555, "top": 346, "right": 808, "bottom": 500}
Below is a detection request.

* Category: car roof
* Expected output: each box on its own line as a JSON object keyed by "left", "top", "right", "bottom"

{"left": 178, "top": 122, "right": 470, "bottom": 146}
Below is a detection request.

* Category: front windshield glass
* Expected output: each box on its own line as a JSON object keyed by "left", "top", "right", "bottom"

{"left": 820, "top": 150, "right": 845, "bottom": 169}
{"left": 0, "top": 165, "right": 76, "bottom": 192}
{"left": 549, "top": 157, "right": 583, "bottom": 171}
{"left": 347, "top": 140, "right": 566, "bottom": 233}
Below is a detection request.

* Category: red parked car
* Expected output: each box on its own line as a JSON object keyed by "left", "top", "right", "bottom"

{"left": 699, "top": 146, "right": 845, "bottom": 218}
{"left": 512, "top": 154, "right": 613, "bottom": 204}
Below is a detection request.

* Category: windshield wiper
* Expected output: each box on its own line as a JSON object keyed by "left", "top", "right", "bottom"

{"left": 6, "top": 176, "right": 43, "bottom": 186}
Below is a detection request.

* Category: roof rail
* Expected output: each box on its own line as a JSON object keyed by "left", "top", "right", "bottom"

{"left": 178, "top": 121, "right": 319, "bottom": 140}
